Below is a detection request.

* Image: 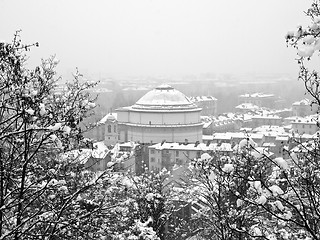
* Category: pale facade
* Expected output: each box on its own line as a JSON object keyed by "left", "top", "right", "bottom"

{"left": 251, "top": 115, "right": 282, "bottom": 127}
{"left": 239, "top": 93, "right": 275, "bottom": 108}
{"left": 148, "top": 142, "right": 233, "bottom": 172}
{"left": 103, "top": 114, "right": 118, "bottom": 146}
{"left": 291, "top": 116, "right": 318, "bottom": 135}
{"left": 116, "top": 85, "right": 203, "bottom": 143}
{"left": 292, "top": 99, "right": 317, "bottom": 117}
{"left": 189, "top": 96, "right": 218, "bottom": 116}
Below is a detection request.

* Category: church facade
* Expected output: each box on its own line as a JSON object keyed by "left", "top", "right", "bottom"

{"left": 116, "top": 84, "right": 203, "bottom": 143}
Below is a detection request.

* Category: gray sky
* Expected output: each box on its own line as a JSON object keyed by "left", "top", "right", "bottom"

{"left": 0, "top": 0, "right": 314, "bottom": 78}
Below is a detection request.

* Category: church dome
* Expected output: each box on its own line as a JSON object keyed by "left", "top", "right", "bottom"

{"left": 133, "top": 84, "right": 196, "bottom": 110}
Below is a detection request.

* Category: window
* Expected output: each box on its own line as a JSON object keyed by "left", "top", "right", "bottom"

{"left": 114, "top": 125, "right": 117, "bottom": 132}
{"left": 150, "top": 149, "right": 155, "bottom": 154}
{"left": 176, "top": 159, "right": 183, "bottom": 165}
{"left": 150, "top": 157, "right": 155, "bottom": 162}
{"left": 108, "top": 125, "right": 112, "bottom": 133}
{"left": 176, "top": 150, "right": 179, "bottom": 157}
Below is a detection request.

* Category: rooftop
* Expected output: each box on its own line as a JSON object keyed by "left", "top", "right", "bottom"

{"left": 149, "top": 142, "right": 233, "bottom": 152}
{"left": 132, "top": 84, "right": 198, "bottom": 110}
{"left": 239, "top": 93, "right": 275, "bottom": 98}
{"left": 189, "top": 96, "right": 217, "bottom": 102}
{"left": 292, "top": 98, "right": 312, "bottom": 106}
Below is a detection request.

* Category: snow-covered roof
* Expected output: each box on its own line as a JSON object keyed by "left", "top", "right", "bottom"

{"left": 291, "top": 115, "right": 317, "bottom": 124}
{"left": 235, "top": 103, "right": 259, "bottom": 110}
{"left": 203, "top": 132, "right": 264, "bottom": 141}
{"left": 109, "top": 142, "right": 138, "bottom": 162}
{"left": 202, "top": 121, "right": 212, "bottom": 129}
{"left": 239, "top": 93, "right": 274, "bottom": 98}
{"left": 99, "top": 113, "right": 117, "bottom": 124}
{"left": 251, "top": 115, "right": 281, "bottom": 119}
{"left": 212, "top": 133, "right": 232, "bottom": 140}
{"left": 132, "top": 84, "right": 198, "bottom": 110}
{"left": 229, "top": 132, "right": 264, "bottom": 140}
{"left": 275, "top": 135, "right": 289, "bottom": 141}
{"left": 189, "top": 96, "right": 217, "bottom": 102}
{"left": 253, "top": 125, "right": 286, "bottom": 134}
{"left": 292, "top": 98, "right": 311, "bottom": 106}
{"left": 262, "top": 142, "right": 276, "bottom": 147}
{"left": 250, "top": 147, "right": 274, "bottom": 158}
{"left": 61, "top": 141, "right": 109, "bottom": 164}
{"left": 149, "top": 142, "right": 233, "bottom": 152}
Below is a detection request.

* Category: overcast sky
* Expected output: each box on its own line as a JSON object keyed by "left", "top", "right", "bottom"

{"left": 0, "top": 0, "right": 315, "bottom": 78}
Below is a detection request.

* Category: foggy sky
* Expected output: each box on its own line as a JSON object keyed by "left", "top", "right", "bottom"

{"left": 0, "top": 0, "right": 314, "bottom": 78}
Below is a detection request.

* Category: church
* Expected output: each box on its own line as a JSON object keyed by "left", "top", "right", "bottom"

{"left": 116, "top": 84, "right": 203, "bottom": 144}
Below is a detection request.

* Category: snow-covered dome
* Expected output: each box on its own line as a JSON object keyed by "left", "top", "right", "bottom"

{"left": 133, "top": 84, "right": 196, "bottom": 110}
{"left": 106, "top": 113, "right": 116, "bottom": 121}
{"left": 98, "top": 113, "right": 117, "bottom": 124}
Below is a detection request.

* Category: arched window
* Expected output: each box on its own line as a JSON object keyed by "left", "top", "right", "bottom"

{"left": 108, "top": 125, "right": 111, "bottom": 133}
{"left": 114, "top": 125, "right": 117, "bottom": 133}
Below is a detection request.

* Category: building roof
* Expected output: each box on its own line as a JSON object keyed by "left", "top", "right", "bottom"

{"left": 292, "top": 98, "right": 312, "bottom": 106}
{"left": 235, "top": 103, "right": 259, "bottom": 110}
{"left": 99, "top": 113, "right": 117, "bottom": 124}
{"left": 60, "top": 141, "right": 109, "bottom": 164}
{"left": 291, "top": 115, "right": 317, "bottom": 124}
{"left": 149, "top": 142, "right": 233, "bottom": 152}
{"left": 189, "top": 96, "right": 217, "bottom": 102}
{"left": 251, "top": 115, "right": 282, "bottom": 120}
{"left": 239, "top": 93, "right": 275, "bottom": 98}
{"left": 132, "top": 84, "right": 198, "bottom": 110}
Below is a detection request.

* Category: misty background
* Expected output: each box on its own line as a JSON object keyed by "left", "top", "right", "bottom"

{"left": 0, "top": 0, "right": 318, "bottom": 117}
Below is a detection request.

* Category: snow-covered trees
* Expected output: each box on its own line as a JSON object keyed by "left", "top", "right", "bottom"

{"left": 101, "top": 169, "right": 174, "bottom": 240}
{"left": 0, "top": 32, "right": 183, "bottom": 240}
{"left": 286, "top": 0, "right": 320, "bottom": 110}
{"left": 178, "top": 2, "right": 320, "bottom": 239}
{"left": 0, "top": 32, "right": 112, "bottom": 239}
{"left": 187, "top": 141, "right": 320, "bottom": 239}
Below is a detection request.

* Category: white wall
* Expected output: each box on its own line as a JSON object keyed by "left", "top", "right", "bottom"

{"left": 127, "top": 125, "right": 202, "bottom": 143}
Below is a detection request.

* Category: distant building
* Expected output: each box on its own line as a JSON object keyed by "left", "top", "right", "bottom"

{"left": 251, "top": 115, "right": 282, "bottom": 128}
{"left": 100, "top": 113, "right": 118, "bottom": 146}
{"left": 239, "top": 93, "right": 276, "bottom": 108}
{"left": 109, "top": 142, "right": 138, "bottom": 173}
{"left": 203, "top": 132, "right": 265, "bottom": 147}
{"left": 62, "top": 141, "right": 110, "bottom": 172}
{"left": 148, "top": 142, "right": 233, "bottom": 172}
{"left": 116, "top": 84, "right": 203, "bottom": 144}
{"left": 84, "top": 113, "right": 118, "bottom": 146}
{"left": 201, "top": 115, "right": 239, "bottom": 134}
{"left": 291, "top": 115, "right": 318, "bottom": 135}
{"left": 189, "top": 96, "right": 218, "bottom": 116}
{"left": 292, "top": 99, "right": 317, "bottom": 117}
{"left": 235, "top": 103, "right": 259, "bottom": 113}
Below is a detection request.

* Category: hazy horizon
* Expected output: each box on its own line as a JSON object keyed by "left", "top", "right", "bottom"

{"left": 0, "top": 0, "right": 316, "bottom": 79}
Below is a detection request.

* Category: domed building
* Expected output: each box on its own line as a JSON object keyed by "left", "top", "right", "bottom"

{"left": 116, "top": 84, "right": 203, "bottom": 143}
